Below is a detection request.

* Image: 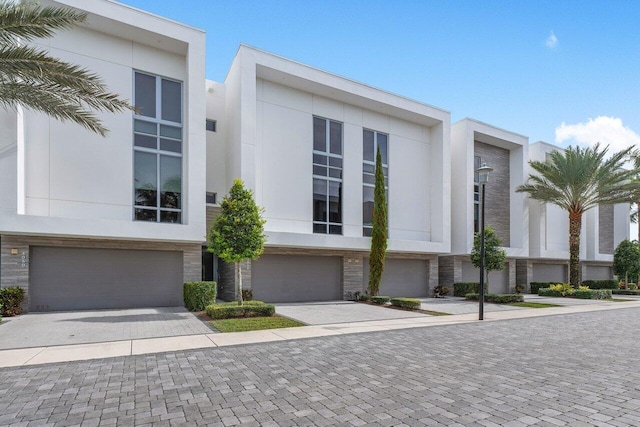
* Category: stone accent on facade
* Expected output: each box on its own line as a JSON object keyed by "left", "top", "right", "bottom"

{"left": 0, "top": 234, "right": 201, "bottom": 312}
{"left": 515, "top": 259, "right": 532, "bottom": 292}
{"left": 427, "top": 256, "right": 439, "bottom": 293}
{"left": 205, "top": 205, "right": 222, "bottom": 234}
{"left": 438, "top": 255, "right": 462, "bottom": 287}
{"left": 217, "top": 259, "right": 251, "bottom": 301}
{"left": 475, "top": 141, "right": 511, "bottom": 247}
{"left": 598, "top": 204, "right": 614, "bottom": 255}
{"left": 343, "top": 255, "right": 364, "bottom": 299}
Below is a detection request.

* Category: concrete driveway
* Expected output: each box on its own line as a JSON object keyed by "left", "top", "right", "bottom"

{"left": 275, "top": 301, "right": 426, "bottom": 325}
{"left": 0, "top": 307, "right": 213, "bottom": 350}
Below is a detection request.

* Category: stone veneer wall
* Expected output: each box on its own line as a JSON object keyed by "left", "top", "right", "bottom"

{"left": 598, "top": 204, "right": 614, "bottom": 255}
{"left": 475, "top": 141, "right": 511, "bottom": 247}
{"left": 515, "top": 259, "right": 532, "bottom": 291}
{"left": 0, "top": 234, "right": 201, "bottom": 312}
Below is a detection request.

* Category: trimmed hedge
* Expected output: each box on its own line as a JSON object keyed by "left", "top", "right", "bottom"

{"left": 205, "top": 300, "right": 275, "bottom": 319}
{"left": 612, "top": 289, "right": 640, "bottom": 295}
{"left": 454, "top": 282, "right": 487, "bottom": 297}
{"left": 184, "top": 281, "right": 217, "bottom": 311}
{"left": 465, "top": 293, "right": 524, "bottom": 303}
{"left": 371, "top": 296, "right": 390, "bottom": 305}
{"left": 0, "top": 286, "right": 25, "bottom": 316}
{"left": 538, "top": 288, "right": 563, "bottom": 297}
{"left": 575, "top": 289, "right": 612, "bottom": 299}
{"left": 390, "top": 297, "right": 421, "bottom": 309}
{"left": 581, "top": 280, "right": 618, "bottom": 290}
{"left": 530, "top": 282, "right": 557, "bottom": 294}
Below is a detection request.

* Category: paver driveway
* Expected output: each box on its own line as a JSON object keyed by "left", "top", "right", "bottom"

{"left": 0, "top": 307, "right": 213, "bottom": 350}
{"left": 2, "top": 307, "right": 640, "bottom": 426}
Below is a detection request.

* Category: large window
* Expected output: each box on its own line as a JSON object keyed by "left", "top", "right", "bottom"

{"left": 313, "top": 117, "right": 343, "bottom": 234}
{"left": 363, "top": 129, "right": 389, "bottom": 236}
{"left": 133, "top": 72, "right": 183, "bottom": 223}
{"left": 474, "top": 155, "right": 481, "bottom": 232}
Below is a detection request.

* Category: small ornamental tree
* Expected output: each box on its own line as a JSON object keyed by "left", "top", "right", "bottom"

{"left": 470, "top": 225, "right": 507, "bottom": 285}
{"left": 208, "top": 179, "right": 266, "bottom": 305}
{"left": 368, "top": 146, "right": 388, "bottom": 296}
{"left": 613, "top": 239, "right": 640, "bottom": 288}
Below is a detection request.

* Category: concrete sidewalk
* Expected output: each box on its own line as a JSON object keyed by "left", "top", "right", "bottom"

{"left": 2, "top": 298, "right": 638, "bottom": 369}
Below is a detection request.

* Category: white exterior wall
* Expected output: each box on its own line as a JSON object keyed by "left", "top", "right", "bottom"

{"left": 205, "top": 81, "right": 228, "bottom": 200}
{"left": 0, "top": 0, "right": 206, "bottom": 243}
{"left": 450, "top": 118, "right": 528, "bottom": 257}
{"left": 223, "top": 45, "right": 450, "bottom": 254}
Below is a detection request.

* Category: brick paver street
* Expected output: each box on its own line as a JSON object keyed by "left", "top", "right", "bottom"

{"left": 2, "top": 307, "right": 640, "bottom": 426}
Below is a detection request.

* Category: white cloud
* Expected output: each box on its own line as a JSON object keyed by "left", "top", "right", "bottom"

{"left": 546, "top": 30, "right": 558, "bottom": 48}
{"left": 555, "top": 116, "right": 640, "bottom": 153}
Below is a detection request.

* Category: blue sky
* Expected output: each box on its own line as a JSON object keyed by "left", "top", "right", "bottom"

{"left": 119, "top": 0, "right": 640, "bottom": 149}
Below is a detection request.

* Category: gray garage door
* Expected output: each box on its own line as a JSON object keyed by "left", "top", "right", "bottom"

{"left": 462, "top": 261, "right": 509, "bottom": 294}
{"left": 251, "top": 255, "right": 342, "bottom": 302}
{"left": 364, "top": 258, "right": 429, "bottom": 297}
{"left": 532, "top": 263, "right": 567, "bottom": 283}
{"left": 585, "top": 265, "right": 612, "bottom": 280}
{"left": 30, "top": 247, "right": 183, "bottom": 312}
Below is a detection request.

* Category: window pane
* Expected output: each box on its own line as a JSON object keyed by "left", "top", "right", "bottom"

{"left": 161, "top": 79, "right": 182, "bottom": 123}
{"left": 363, "top": 227, "right": 372, "bottom": 237}
{"left": 134, "top": 151, "right": 157, "bottom": 207}
{"left": 363, "top": 173, "right": 375, "bottom": 185}
{"left": 329, "top": 168, "right": 341, "bottom": 179}
{"left": 330, "top": 121, "right": 342, "bottom": 155}
{"left": 160, "top": 156, "right": 181, "bottom": 209}
{"left": 160, "top": 124, "right": 182, "bottom": 139}
{"left": 206, "top": 119, "right": 216, "bottom": 132}
{"left": 160, "top": 138, "right": 181, "bottom": 153}
{"left": 313, "top": 165, "right": 327, "bottom": 176}
{"left": 378, "top": 133, "right": 388, "bottom": 164}
{"left": 135, "top": 73, "right": 156, "bottom": 118}
{"left": 383, "top": 167, "right": 389, "bottom": 177}
{"left": 328, "top": 180, "right": 341, "bottom": 223}
{"left": 313, "top": 153, "right": 327, "bottom": 165}
{"left": 160, "top": 211, "right": 181, "bottom": 223}
{"left": 135, "top": 208, "right": 157, "bottom": 222}
{"left": 363, "top": 130, "right": 374, "bottom": 162}
{"left": 329, "top": 157, "right": 342, "bottom": 167}
{"left": 363, "top": 186, "right": 374, "bottom": 226}
{"left": 313, "top": 117, "right": 326, "bottom": 152}
{"left": 134, "top": 119, "right": 157, "bottom": 135}
{"left": 363, "top": 163, "right": 375, "bottom": 173}
{"left": 313, "top": 179, "right": 327, "bottom": 222}
{"left": 134, "top": 134, "right": 156, "bottom": 149}
{"left": 329, "top": 225, "right": 342, "bottom": 235}
{"left": 313, "top": 223, "right": 326, "bottom": 234}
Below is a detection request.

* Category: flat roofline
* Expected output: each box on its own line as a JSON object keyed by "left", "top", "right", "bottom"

{"left": 454, "top": 117, "right": 529, "bottom": 140}
{"left": 232, "top": 43, "right": 450, "bottom": 116}
{"left": 101, "top": 0, "right": 205, "bottom": 33}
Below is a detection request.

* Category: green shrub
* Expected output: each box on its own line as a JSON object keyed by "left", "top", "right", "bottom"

{"left": 358, "top": 292, "right": 371, "bottom": 301}
{"left": 582, "top": 279, "right": 618, "bottom": 289}
{"left": 612, "top": 289, "right": 640, "bottom": 295}
{"left": 454, "top": 282, "right": 486, "bottom": 297}
{"left": 465, "top": 293, "right": 524, "bottom": 303}
{"left": 0, "top": 286, "right": 25, "bottom": 316}
{"left": 530, "top": 282, "right": 556, "bottom": 294}
{"left": 390, "top": 297, "right": 421, "bottom": 309}
{"left": 205, "top": 300, "right": 275, "bottom": 319}
{"left": 629, "top": 283, "right": 638, "bottom": 290}
{"left": 241, "top": 289, "right": 253, "bottom": 301}
{"left": 592, "top": 289, "right": 612, "bottom": 299}
{"left": 538, "top": 287, "right": 563, "bottom": 297}
{"left": 574, "top": 290, "right": 593, "bottom": 299}
{"left": 371, "top": 296, "right": 390, "bottom": 305}
{"left": 549, "top": 283, "right": 575, "bottom": 296}
{"left": 433, "top": 285, "right": 449, "bottom": 296}
{"left": 183, "top": 281, "right": 217, "bottom": 311}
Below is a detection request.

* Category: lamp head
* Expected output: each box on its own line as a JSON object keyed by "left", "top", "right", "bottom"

{"left": 476, "top": 163, "right": 493, "bottom": 184}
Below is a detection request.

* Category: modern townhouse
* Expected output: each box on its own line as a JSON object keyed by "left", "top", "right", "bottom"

{"left": 438, "top": 118, "right": 529, "bottom": 294}
{"left": 517, "top": 141, "right": 629, "bottom": 287}
{"left": 0, "top": 0, "right": 206, "bottom": 311}
{"left": 205, "top": 46, "right": 452, "bottom": 302}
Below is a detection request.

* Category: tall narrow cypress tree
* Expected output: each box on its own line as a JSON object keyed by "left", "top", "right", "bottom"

{"left": 368, "top": 145, "right": 388, "bottom": 296}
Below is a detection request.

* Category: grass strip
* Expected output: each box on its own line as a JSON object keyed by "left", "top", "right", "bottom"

{"left": 509, "top": 302, "right": 561, "bottom": 308}
{"left": 210, "top": 316, "right": 305, "bottom": 333}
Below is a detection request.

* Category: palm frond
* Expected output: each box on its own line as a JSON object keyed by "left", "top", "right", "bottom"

{"left": 0, "top": 1, "right": 86, "bottom": 45}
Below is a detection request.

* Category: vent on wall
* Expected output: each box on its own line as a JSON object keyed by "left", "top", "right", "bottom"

{"left": 206, "top": 119, "right": 216, "bottom": 132}
{"left": 206, "top": 192, "right": 217, "bottom": 204}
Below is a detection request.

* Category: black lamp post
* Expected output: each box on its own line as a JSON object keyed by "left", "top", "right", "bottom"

{"left": 476, "top": 162, "right": 493, "bottom": 321}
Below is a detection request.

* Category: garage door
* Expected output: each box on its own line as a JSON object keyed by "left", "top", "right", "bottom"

{"left": 532, "top": 263, "right": 567, "bottom": 283}
{"left": 462, "top": 261, "right": 509, "bottom": 294}
{"left": 251, "top": 255, "right": 342, "bottom": 302}
{"left": 30, "top": 247, "right": 183, "bottom": 312}
{"left": 585, "top": 265, "right": 612, "bottom": 280}
{"left": 364, "top": 258, "right": 429, "bottom": 297}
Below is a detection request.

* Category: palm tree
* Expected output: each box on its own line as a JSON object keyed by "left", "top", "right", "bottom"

{"left": 629, "top": 151, "right": 640, "bottom": 242}
{"left": 0, "top": 1, "right": 132, "bottom": 136}
{"left": 517, "top": 143, "right": 640, "bottom": 287}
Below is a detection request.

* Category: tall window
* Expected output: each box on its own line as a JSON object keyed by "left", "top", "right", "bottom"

{"left": 473, "top": 155, "right": 481, "bottom": 232}
{"left": 313, "top": 117, "right": 343, "bottom": 234}
{"left": 363, "top": 129, "right": 388, "bottom": 237}
{"left": 133, "top": 72, "right": 183, "bottom": 223}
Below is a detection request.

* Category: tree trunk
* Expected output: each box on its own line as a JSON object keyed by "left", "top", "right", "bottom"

{"left": 637, "top": 202, "right": 640, "bottom": 243}
{"left": 236, "top": 261, "right": 243, "bottom": 306}
{"left": 485, "top": 270, "right": 489, "bottom": 289}
{"left": 569, "top": 211, "right": 582, "bottom": 288}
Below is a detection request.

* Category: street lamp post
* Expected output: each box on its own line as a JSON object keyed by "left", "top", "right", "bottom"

{"left": 476, "top": 163, "right": 493, "bottom": 321}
